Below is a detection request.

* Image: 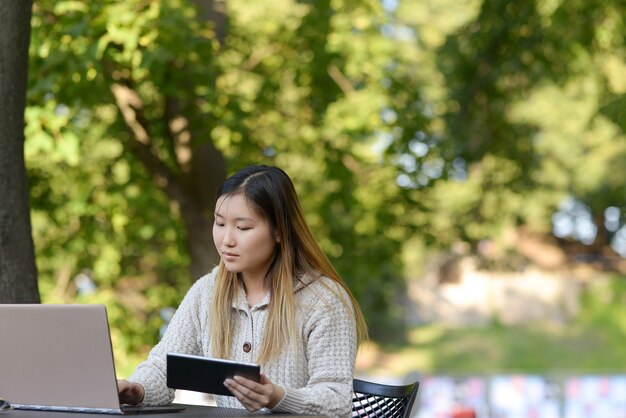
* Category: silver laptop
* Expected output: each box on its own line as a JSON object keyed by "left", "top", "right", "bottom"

{"left": 0, "top": 304, "right": 184, "bottom": 415}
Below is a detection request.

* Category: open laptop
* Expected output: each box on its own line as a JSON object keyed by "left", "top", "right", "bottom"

{"left": 0, "top": 304, "right": 184, "bottom": 415}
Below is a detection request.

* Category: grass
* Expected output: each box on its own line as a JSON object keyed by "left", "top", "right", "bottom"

{"left": 356, "top": 274, "right": 626, "bottom": 378}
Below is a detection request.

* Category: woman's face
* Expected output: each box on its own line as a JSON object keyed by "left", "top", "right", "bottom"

{"left": 213, "top": 193, "right": 278, "bottom": 281}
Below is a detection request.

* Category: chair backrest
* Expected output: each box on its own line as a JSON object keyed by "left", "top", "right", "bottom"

{"left": 352, "top": 378, "right": 420, "bottom": 418}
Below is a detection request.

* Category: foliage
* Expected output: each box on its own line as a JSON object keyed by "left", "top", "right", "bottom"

{"left": 27, "top": 0, "right": 415, "bottom": 374}
{"left": 25, "top": 0, "right": 626, "bottom": 373}
{"left": 386, "top": 0, "right": 626, "bottom": 262}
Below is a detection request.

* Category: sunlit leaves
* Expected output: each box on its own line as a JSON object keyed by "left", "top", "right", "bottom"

{"left": 25, "top": 0, "right": 626, "bottom": 361}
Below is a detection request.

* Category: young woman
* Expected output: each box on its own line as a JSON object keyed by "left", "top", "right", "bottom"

{"left": 118, "top": 165, "right": 368, "bottom": 417}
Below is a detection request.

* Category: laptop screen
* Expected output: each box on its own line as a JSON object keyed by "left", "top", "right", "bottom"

{"left": 0, "top": 304, "right": 122, "bottom": 412}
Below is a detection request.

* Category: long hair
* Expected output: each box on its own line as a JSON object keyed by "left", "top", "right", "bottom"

{"left": 210, "top": 165, "right": 368, "bottom": 363}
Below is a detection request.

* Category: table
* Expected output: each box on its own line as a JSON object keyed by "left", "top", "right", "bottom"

{"left": 0, "top": 404, "right": 327, "bottom": 418}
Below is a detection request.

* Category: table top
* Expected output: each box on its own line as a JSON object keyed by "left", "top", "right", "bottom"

{"left": 0, "top": 404, "right": 327, "bottom": 418}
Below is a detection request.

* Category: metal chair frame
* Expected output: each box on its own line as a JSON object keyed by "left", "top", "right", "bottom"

{"left": 352, "top": 378, "right": 419, "bottom": 418}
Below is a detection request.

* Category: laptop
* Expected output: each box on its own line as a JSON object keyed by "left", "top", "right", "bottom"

{"left": 0, "top": 304, "right": 184, "bottom": 415}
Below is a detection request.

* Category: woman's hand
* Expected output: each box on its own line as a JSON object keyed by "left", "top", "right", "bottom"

{"left": 117, "top": 379, "right": 145, "bottom": 405}
{"left": 223, "top": 373, "right": 285, "bottom": 412}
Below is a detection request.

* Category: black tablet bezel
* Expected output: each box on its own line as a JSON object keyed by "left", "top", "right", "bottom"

{"left": 166, "top": 353, "right": 261, "bottom": 397}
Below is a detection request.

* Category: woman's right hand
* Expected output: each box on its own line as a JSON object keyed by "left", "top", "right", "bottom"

{"left": 117, "top": 379, "right": 145, "bottom": 405}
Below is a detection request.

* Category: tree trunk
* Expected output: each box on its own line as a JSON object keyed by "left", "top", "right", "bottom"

{"left": 191, "top": 0, "right": 228, "bottom": 46}
{"left": 0, "top": 0, "right": 40, "bottom": 303}
{"left": 108, "top": 0, "right": 228, "bottom": 282}
{"left": 180, "top": 140, "right": 226, "bottom": 279}
{"left": 175, "top": 0, "right": 228, "bottom": 278}
{"left": 124, "top": 0, "right": 228, "bottom": 281}
{"left": 111, "top": 77, "right": 226, "bottom": 282}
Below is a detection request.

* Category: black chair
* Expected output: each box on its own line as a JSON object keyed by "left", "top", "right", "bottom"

{"left": 352, "top": 378, "right": 419, "bottom": 418}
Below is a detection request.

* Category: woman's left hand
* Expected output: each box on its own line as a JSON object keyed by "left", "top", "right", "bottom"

{"left": 223, "top": 373, "right": 285, "bottom": 412}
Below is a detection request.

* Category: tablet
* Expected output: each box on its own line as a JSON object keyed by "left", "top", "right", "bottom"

{"left": 166, "top": 353, "right": 261, "bottom": 397}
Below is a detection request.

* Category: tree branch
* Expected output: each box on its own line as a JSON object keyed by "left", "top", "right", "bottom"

{"left": 327, "top": 64, "right": 355, "bottom": 95}
{"left": 110, "top": 83, "right": 190, "bottom": 207}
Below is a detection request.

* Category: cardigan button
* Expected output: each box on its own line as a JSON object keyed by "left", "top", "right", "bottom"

{"left": 243, "top": 342, "right": 251, "bottom": 353}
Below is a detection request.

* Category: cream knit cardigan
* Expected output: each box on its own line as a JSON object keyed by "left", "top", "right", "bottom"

{"left": 129, "top": 267, "right": 358, "bottom": 417}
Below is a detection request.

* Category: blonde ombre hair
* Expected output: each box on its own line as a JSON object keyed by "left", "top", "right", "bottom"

{"left": 210, "top": 165, "right": 368, "bottom": 364}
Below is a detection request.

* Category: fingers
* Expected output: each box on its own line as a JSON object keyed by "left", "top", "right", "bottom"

{"left": 117, "top": 379, "right": 144, "bottom": 405}
{"left": 224, "top": 375, "right": 274, "bottom": 412}
{"left": 259, "top": 373, "right": 271, "bottom": 385}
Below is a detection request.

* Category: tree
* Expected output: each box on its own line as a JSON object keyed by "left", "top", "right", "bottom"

{"left": 25, "top": 0, "right": 413, "bottom": 369}
{"left": 0, "top": 0, "right": 40, "bottom": 303}
{"left": 24, "top": 0, "right": 626, "bottom": 368}
{"left": 386, "top": 0, "right": 626, "bottom": 268}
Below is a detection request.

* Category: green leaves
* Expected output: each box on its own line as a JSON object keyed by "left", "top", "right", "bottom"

{"left": 25, "top": 0, "right": 626, "bottom": 369}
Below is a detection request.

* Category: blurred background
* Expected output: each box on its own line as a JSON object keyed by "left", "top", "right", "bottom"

{"left": 9, "top": 0, "right": 626, "bottom": 416}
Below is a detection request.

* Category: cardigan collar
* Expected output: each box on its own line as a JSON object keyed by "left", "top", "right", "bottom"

{"left": 231, "top": 271, "right": 319, "bottom": 311}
